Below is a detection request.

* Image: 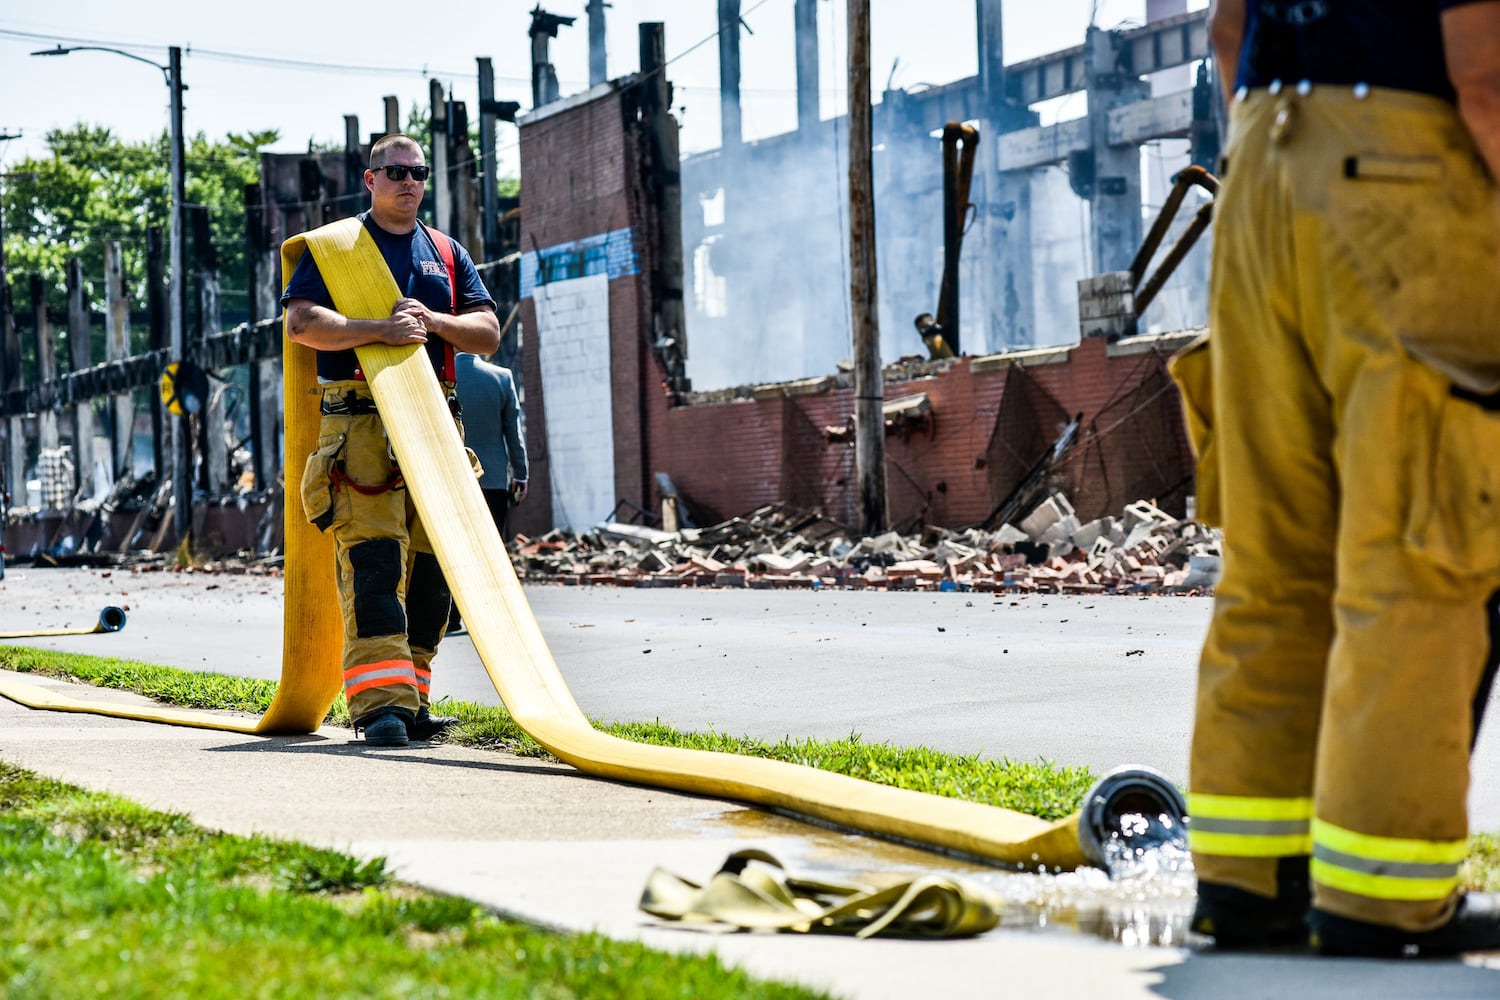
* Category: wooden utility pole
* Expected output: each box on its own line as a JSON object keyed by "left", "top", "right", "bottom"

{"left": 640, "top": 22, "right": 688, "bottom": 375}
{"left": 0, "top": 168, "right": 23, "bottom": 502}
{"left": 244, "top": 184, "right": 281, "bottom": 494}
{"left": 450, "top": 100, "right": 482, "bottom": 254}
{"left": 848, "top": 0, "right": 886, "bottom": 535}
{"left": 192, "top": 205, "right": 227, "bottom": 496}
{"left": 67, "top": 259, "right": 94, "bottom": 498}
{"left": 343, "top": 115, "right": 363, "bottom": 207}
{"left": 31, "top": 274, "right": 59, "bottom": 456}
{"left": 146, "top": 226, "right": 166, "bottom": 482}
{"left": 477, "top": 57, "right": 500, "bottom": 261}
{"left": 430, "top": 80, "right": 451, "bottom": 233}
{"left": 168, "top": 44, "right": 192, "bottom": 547}
{"left": 103, "top": 242, "right": 134, "bottom": 480}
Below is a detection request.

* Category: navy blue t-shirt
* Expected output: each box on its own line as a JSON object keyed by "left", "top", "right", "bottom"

{"left": 281, "top": 212, "right": 495, "bottom": 382}
{"left": 1238, "top": 1, "right": 1487, "bottom": 101}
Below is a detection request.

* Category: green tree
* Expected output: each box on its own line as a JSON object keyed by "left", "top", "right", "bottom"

{"left": 2, "top": 124, "right": 276, "bottom": 371}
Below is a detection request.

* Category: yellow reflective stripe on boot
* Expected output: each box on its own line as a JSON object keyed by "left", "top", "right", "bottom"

{"left": 1310, "top": 819, "right": 1466, "bottom": 902}
{"left": 1189, "top": 793, "right": 1313, "bottom": 857}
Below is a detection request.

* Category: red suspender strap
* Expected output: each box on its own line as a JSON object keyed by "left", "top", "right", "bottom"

{"left": 430, "top": 229, "right": 458, "bottom": 313}
{"left": 426, "top": 225, "right": 460, "bottom": 383}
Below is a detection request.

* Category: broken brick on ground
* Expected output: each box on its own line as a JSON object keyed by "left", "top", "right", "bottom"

{"left": 512, "top": 496, "right": 1222, "bottom": 595}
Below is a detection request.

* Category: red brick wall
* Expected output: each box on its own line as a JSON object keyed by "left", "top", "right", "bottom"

{"left": 511, "top": 85, "right": 1194, "bottom": 540}
{"left": 512, "top": 92, "right": 632, "bottom": 541}
{"left": 511, "top": 85, "right": 677, "bottom": 540}
{"left": 655, "top": 337, "right": 1194, "bottom": 533}
{"left": 517, "top": 95, "right": 630, "bottom": 247}
{"left": 657, "top": 398, "right": 787, "bottom": 527}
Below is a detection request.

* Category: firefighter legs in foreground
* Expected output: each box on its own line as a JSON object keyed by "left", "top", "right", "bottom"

{"left": 1186, "top": 1, "right": 1500, "bottom": 956}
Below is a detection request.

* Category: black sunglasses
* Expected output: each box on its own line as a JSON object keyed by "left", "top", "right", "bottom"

{"left": 372, "top": 164, "right": 430, "bottom": 182}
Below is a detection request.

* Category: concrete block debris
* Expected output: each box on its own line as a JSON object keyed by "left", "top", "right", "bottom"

{"left": 1123, "top": 500, "right": 1178, "bottom": 533}
{"left": 511, "top": 496, "right": 1222, "bottom": 595}
{"left": 1071, "top": 517, "right": 1113, "bottom": 552}
{"left": 1019, "top": 493, "right": 1076, "bottom": 540}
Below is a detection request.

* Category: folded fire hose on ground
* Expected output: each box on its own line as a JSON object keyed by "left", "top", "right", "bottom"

{"left": 0, "top": 606, "right": 128, "bottom": 640}
{"left": 0, "top": 217, "right": 1185, "bottom": 877}
{"left": 639, "top": 849, "right": 1003, "bottom": 938}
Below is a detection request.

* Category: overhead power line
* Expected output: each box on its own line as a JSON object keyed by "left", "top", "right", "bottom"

{"left": 0, "top": 26, "right": 485, "bottom": 82}
{"left": 4, "top": 1, "right": 786, "bottom": 183}
{"left": 4, "top": 1, "right": 782, "bottom": 95}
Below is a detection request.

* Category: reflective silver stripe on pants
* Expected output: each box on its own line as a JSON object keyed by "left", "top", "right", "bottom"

{"left": 1190, "top": 817, "right": 1311, "bottom": 837}
{"left": 1312, "top": 844, "right": 1462, "bottom": 881}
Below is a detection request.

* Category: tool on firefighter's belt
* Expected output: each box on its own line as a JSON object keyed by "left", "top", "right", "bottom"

{"left": 0, "top": 606, "right": 128, "bottom": 640}
{"left": 640, "top": 849, "right": 1003, "bottom": 939}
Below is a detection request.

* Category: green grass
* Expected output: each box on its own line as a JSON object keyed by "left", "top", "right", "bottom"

{"left": 0, "top": 645, "right": 285, "bottom": 716}
{"left": 4, "top": 641, "right": 1493, "bottom": 890}
{"left": 0, "top": 644, "right": 1094, "bottom": 821}
{"left": 1463, "top": 832, "right": 1500, "bottom": 893}
{"left": 0, "top": 762, "right": 829, "bottom": 1000}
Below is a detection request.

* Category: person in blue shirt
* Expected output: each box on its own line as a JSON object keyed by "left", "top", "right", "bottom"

{"left": 283, "top": 133, "right": 499, "bottom": 748}
{"left": 445, "top": 352, "right": 528, "bottom": 635}
{"left": 1183, "top": 1, "right": 1500, "bottom": 956}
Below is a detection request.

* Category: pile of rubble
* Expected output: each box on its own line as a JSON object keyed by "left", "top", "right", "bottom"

{"left": 512, "top": 495, "right": 1222, "bottom": 595}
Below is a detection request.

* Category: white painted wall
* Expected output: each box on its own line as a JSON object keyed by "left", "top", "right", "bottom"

{"left": 533, "top": 273, "right": 615, "bottom": 533}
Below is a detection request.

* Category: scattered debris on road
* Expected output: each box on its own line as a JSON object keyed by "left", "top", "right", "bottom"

{"left": 512, "top": 495, "right": 1221, "bottom": 595}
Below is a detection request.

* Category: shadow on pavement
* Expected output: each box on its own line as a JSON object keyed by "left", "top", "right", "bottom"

{"left": 1146, "top": 950, "right": 1500, "bottom": 999}
{"left": 200, "top": 737, "right": 575, "bottom": 779}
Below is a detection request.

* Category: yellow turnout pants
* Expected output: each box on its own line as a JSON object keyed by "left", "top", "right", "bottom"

{"left": 1184, "top": 86, "right": 1500, "bottom": 931}
{"left": 301, "top": 381, "right": 471, "bottom": 724}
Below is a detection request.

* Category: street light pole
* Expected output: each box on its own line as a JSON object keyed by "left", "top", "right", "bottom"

{"left": 31, "top": 43, "right": 192, "bottom": 548}
{"left": 166, "top": 45, "right": 191, "bottom": 550}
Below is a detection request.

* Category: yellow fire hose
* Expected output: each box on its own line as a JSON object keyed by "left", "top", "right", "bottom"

{"left": 640, "top": 848, "right": 1005, "bottom": 938}
{"left": 0, "top": 606, "right": 128, "bottom": 640}
{"left": 0, "top": 218, "right": 1184, "bottom": 874}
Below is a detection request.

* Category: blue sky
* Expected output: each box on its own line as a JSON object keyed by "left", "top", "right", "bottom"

{"left": 0, "top": 1, "right": 1206, "bottom": 174}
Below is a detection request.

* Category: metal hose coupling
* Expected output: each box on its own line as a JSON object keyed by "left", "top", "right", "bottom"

{"left": 96, "top": 607, "right": 128, "bottom": 633}
{"left": 1076, "top": 765, "right": 1188, "bottom": 873}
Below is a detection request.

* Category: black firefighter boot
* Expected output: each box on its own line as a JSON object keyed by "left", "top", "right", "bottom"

{"left": 1191, "top": 856, "right": 1312, "bottom": 950}
{"left": 357, "top": 707, "right": 415, "bottom": 748}
{"left": 1313, "top": 894, "right": 1500, "bottom": 958}
{"left": 410, "top": 706, "right": 460, "bottom": 742}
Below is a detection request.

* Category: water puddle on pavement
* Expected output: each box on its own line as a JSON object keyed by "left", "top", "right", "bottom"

{"left": 687, "top": 806, "right": 1197, "bottom": 948}
{"left": 993, "top": 810, "right": 1197, "bottom": 947}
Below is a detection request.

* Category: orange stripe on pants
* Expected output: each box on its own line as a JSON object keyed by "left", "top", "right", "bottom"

{"left": 344, "top": 659, "right": 418, "bottom": 699}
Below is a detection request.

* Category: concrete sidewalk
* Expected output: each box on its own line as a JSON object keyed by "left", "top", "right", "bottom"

{"left": 4, "top": 671, "right": 1498, "bottom": 1000}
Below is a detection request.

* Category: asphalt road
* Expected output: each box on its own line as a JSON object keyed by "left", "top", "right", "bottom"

{"left": 3, "top": 565, "right": 1497, "bottom": 830}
